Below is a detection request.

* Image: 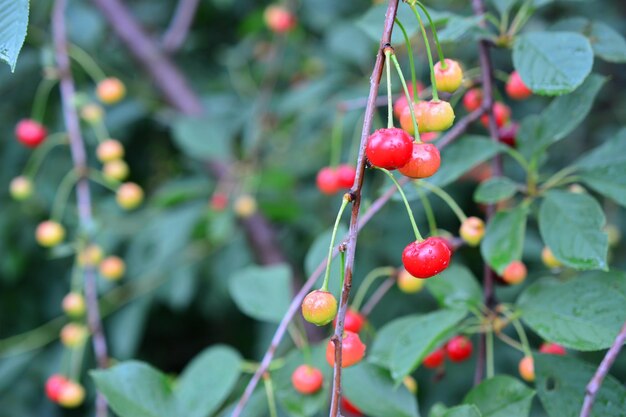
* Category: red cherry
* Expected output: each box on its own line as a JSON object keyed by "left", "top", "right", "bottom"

{"left": 446, "top": 335, "right": 473, "bottom": 362}
{"left": 336, "top": 164, "right": 356, "bottom": 189}
{"left": 264, "top": 5, "right": 297, "bottom": 33}
{"left": 423, "top": 347, "right": 445, "bottom": 369}
{"left": 506, "top": 71, "right": 532, "bottom": 100}
{"left": 291, "top": 365, "right": 324, "bottom": 395}
{"left": 316, "top": 167, "right": 340, "bottom": 195}
{"left": 402, "top": 237, "right": 452, "bottom": 279}
{"left": 502, "top": 260, "right": 527, "bottom": 285}
{"left": 498, "top": 122, "right": 519, "bottom": 147}
{"left": 333, "top": 308, "right": 366, "bottom": 333}
{"left": 463, "top": 88, "right": 483, "bottom": 112}
{"left": 341, "top": 397, "right": 363, "bottom": 416}
{"left": 429, "top": 236, "right": 455, "bottom": 253}
{"left": 326, "top": 331, "right": 366, "bottom": 368}
{"left": 365, "top": 128, "right": 413, "bottom": 170}
{"left": 45, "top": 374, "right": 68, "bottom": 403}
{"left": 398, "top": 143, "right": 441, "bottom": 179}
{"left": 421, "top": 100, "right": 455, "bottom": 132}
{"left": 210, "top": 192, "right": 229, "bottom": 211}
{"left": 433, "top": 59, "right": 464, "bottom": 93}
{"left": 539, "top": 342, "right": 566, "bottom": 356}
{"left": 393, "top": 82, "right": 425, "bottom": 118}
{"left": 519, "top": 356, "right": 534, "bottom": 382}
{"left": 302, "top": 290, "right": 338, "bottom": 326}
{"left": 15, "top": 119, "right": 47, "bottom": 148}
{"left": 481, "top": 102, "right": 511, "bottom": 128}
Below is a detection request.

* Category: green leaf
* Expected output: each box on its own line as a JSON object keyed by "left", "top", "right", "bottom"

{"left": 518, "top": 271, "right": 626, "bottom": 351}
{"left": 343, "top": 363, "right": 419, "bottom": 417}
{"left": 517, "top": 74, "right": 606, "bottom": 160}
{"left": 438, "top": 16, "right": 490, "bottom": 43}
{"left": 575, "top": 128, "right": 626, "bottom": 207}
{"left": 480, "top": 205, "right": 528, "bottom": 274}
{"left": 390, "top": 309, "right": 467, "bottom": 381}
{"left": 92, "top": 346, "right": 242, "bottom": 417}
{"left": 489, "top": 0, "right": 519, "bottom": 16}
{"left": 0, "top": 0, "right": 29, "bottom": 71}
{"left": 473, "top": 177, "right": 519, "bottom": 204}
{"left": 535, "top": 354, "right": 626, "bottom": 417}
{"left": 463, "top": 376, "right": 535, "bottom": 417}
{"left": 429, "top": 403, "right": 450, "bottom": 417}
{"left": 425, "top": 264, "right": 482, "bottom": 310}
{"left": 552, "top": 18, "right": 626, "bottom": 63}
{"left": 513, "top": 31, "right": 593, "bottom": 96}
{"left": 369, "top": 315, "right": 420, "bottom": 368}
{"left": 443, "top": 405, "right": 482, "bottom": 417}
{"left": 228, "top": 264, "right": 292, "bottom": 323}
{"left": 538, "top": 190, "right": 608, "bottom": 270}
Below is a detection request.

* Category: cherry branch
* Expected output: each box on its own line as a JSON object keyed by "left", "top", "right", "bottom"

{"left": 162, "top": 0, "right": 201, "bottom": 54}
{"left": 52, "top": 1, "right": 109, "bottom": 415}
{"left": 580, "top": 320, "right": 626, "bottom": 417}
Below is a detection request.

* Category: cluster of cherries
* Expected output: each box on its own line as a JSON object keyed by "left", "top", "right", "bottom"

{"left": 316, "top": 164, "right": 357, "bottom": 195}
{"left": 519, "top": 341, "right": 567, "bottom": 382}
{"left": 423, "top": 335, "right": 474, "bottom": 369}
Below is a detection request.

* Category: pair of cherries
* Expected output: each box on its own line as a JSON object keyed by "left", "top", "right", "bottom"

{"left": 423, "top": 335, "right": 474, "bottom": 368}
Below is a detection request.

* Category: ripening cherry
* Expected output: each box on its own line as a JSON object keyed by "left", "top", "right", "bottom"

{"left": 421, "top": 132, "right": 439, "bottom": 142}
{"left": 433, "top": 59, "right": 463, "bottom": 93}
{"left": 397, "top": 268, "right": 426, "bottom": 293}
{"left": 498, "top": 122, "right": 518, "bottom": 147}
{"left": 116, "top": 182, "right": 144, "bottom": 210}
{"left": 264, "top": 5, "right": 297, "bottom": 33}
{"left": 342, "top": 397, "right": 363, "bottom": 416}
{"left": 36, "top": 220, "right": 66, "bottom": 248}
{"left": 541, "top": 247, "right": 562, "bottom": 269}
{"left": 422, "top": 347, "right": 445, "bottom": 368}
{"left": 518, "top": 355, "right": 534, "bottom": 382}
{"left": 234, "top": 194, "right": 258, "bottom": 218}
{"left": 398, "top": 143, "right": 441, "bottom": 179}
{"left": 60, "top": 323, "right": 88, "bottom": 348}
{"left": 210, "top": 192, "right": 229, "bottom": 211}
{"left": 291, "top": 365, "right": 324, "bottom": 395}
{"left": 103, "top": 160, "right": 130, "bottom": 181}
{"left": 62, "top": 293, "right": 86, "bottom": 317}
{"left": 459, "top": 216, "right": 485, "bottom": 247}
{"left": 80, "top": 103, "right": 104, "bottom": 124}
{"left": 336, "top": 164, "right": 356, "bottom": 189}
{"left": 399, "top": 101, "right": 428, "bottom": 134}
{"left": 506, "top": 71, "right": 532, "bottom": 100}
{"left": 326, "top": 331, "right": 366, "bottom": 368}
{"left": 9, "top": 176, "right": 34, "bottom": 201}
{"left": 77, "top": 244, "right": 104, "bottom": 266}
{"left": 421, "top": 101, "right": 455, "bottom": 132}
{"left": 57, "top": 380, "right": 86, "bottom": 408}
{"left": 333, "top": 308, "right": 366, "bottom": 333}
{"left": 403, "top": 375, "right": 418, "bottom": 394}
{"left": 302, "top": 290, "right": 337, "bottom": 326}
{"left": 99, "top": 256, "right": 126, "bottom": 281}
{"left": 45, "top": 374, "right": 68, "bottom": 403}
{"left": 463, "top": 88, "right": 483, "bottom": 112}
{"left": 446, "top": 335, "right": 473, "bottom": 362}
{"left": 402, "top": 237, "right": 452, "bottom": 279}
{"left": 15, "top": 119, "right": 47, "bottom": 148}
{"left": 96, "top": 139, "right": 124, "bottom": 162}
{"left": 539, "top": 342, "right": 567, "bottom": 355}
{"left": 365, "top": 128, "right": 413, "bottom": 170}
{"left": 316, "top": 167, "right": 340, "bottom": 195}
{"left": 501, "top": 260, "right": 527, "bottom": 285}
{"left": 96, "top": 77, "right": 126, "bottom": 104}
{"left": 481, "top": 102, "right": 511, "bottom": 128}
{"left": 393, "top": 81, "right": 425, "bottom": 118}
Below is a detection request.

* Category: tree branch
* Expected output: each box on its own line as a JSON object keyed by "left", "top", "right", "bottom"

{"left": 162, "top": 0, "right": 201, "bottom": 54}
{"left": 52, "top": 1, "right": 109, "bottom": 415}
{"left": 580, "top": 320, "right": 626, "bottom": 417}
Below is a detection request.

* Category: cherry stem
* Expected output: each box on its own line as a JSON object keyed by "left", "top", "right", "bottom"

{"left": 31, "top": 79, "right": 58, "bottom": 122}
{"left": 321, "top": 196, "right": 351, "bottom": 292}
{"left": 410, "top": 4, "right": 439, "bottom": 101}
{"left": 351, "top": 266, "right": 396, "bottom": 312}
{"left": 389, "top": 53, "right": 421, "bottom": 142}
{"left": 51, "top": 169, "right": 79, "bottom": 222}
{"left": 501, "top": 307, "right": 532, "bottom": 357}
{"left": 394, "top": 18, "right": 417, "bottom": 99}
{"left": 338, "top": 251, "right": 346, "bottom": 297}
{"left": 413, "top": 2, "right": 446, "bottom": 67}
{"left": 262, "top": 373, "right": 279, "bottom": 417}
{"left": 415, "top": 180, "right": 468, "bottom": 223}
{"left": 486, "top": 330, "right": 495, "bottom": 378}
{"left": 89, "top": 169, "right": 121, "bottom": 191}
{"left": 69, "top": 44, "right": 107, "bottom": 82}
{"left": 330, "top": 111, "right": 345, "bottom": 167}
{"left": 69, "top": 338, "right": 87, "bottom": 381}
{"left": 385, "top": 51, "right": 394, "bottom": 129}
{"left": 497, "top": 332, "right": 525, "bottom": 352}
{"left": 23, "top": 133, "right": 68, "bottom": 178}
{"left": 416, "top": 187, "right": 438, "bottom": 236}
{"left": 89, "top": 118, "right": 110, "bottom": 144}
{"left": 378, "top": 168, "right": 423, "bottom": 241}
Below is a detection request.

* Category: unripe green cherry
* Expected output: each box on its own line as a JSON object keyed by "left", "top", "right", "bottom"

{"left": 77, "top": 244, "right": 104, "bottom": 266}
{"left": 234, "top": 194, "right": 258, "bottom": 218}
{"left": 62, "top": 293, "right": 86, "bottom": 317}
{"left": 541, "top": 247, "right": 562, "bottom": 269}
{"left": 60, "top": 323, "right": 88, "bottom": 348}
{"left": 397, "top": 268, "right": 425, "bottom": 293}
{"left": 433, "top": 59, "right": 463, "bottom": 93}
{"left": 103, "top": 159, "right": 130, "bottom": 181}
{"left": 97, "top": 139, "right": 124, "bottom": 162}
{"left": 116, "top": 182, "right": 144, "bottom": 210}
{"left": 421, "top": 100, "right": 455, "bottom": 132}
{"left": 9, "top": 176, "right": 34, "bottom": 201}
{"left": 35, "top": 220, "right": 66, "bottom": 247}
{"left": 459, "top": 216, "right": 485, "bottom": 246}
{"left": 301, "top": 290, "right": 337, "bottom": 326}
{"left": 80, "top": 103, "right": 104, "bottom": 124}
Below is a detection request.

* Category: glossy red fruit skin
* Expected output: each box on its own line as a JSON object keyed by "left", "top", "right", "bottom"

{"left": 326, "top": 331, "right": 366, "bottom": 368}
{"left": 402, "top": 237, "right": 452, "bottom": 279}
{"left": 506, "top": 71, "right": 532, "bottom": 100}
{"left": 264, "top": 5, "right": 297, "bottom": 33}
{"left": 210, "top": 192, "right": 229, "bottom": 211}
{"left": 398, "top": 143, "right": 441, "bottom": 179}
{"left": 316, "top": 167, "right": 340, "bottom": 195}
{"left": 45, "top": 374, "right": 68, "bottom": 402}
{"left": 336, "top": 164, "right": 356, "bottom": 189}
{"left": 291, "top": 365, "right": 324, "bottom": 394}
{"left": 463, "top": 88, "right": 483, "bottom": 112}
{"left": 365, "top": 128, "right": 413, "bottom": 170}
{"left": 15, "top": 119, "right": 47, "bottom": 148}
{"left": 498, "top": 122, "right": 519, "bottom": 147}
{"left": 539, "top": 342, "right": 567, "bottom": 355}
{"left": 481, "top": 102, "right": 511, "bottom": 128}
{"left": 302, "top": 290, "right": 337, "bottom": 326}
{"left": 342, "top": 397, "right": 363, "bottom": 416}
{"left": 333, "top": 309, "right": 366, "bottom": 333}
{"left": 446, "top": 335, "right": 473, "bottom": 362}
{"left": 423, "top": 348, "right": 445, "bottom": 368}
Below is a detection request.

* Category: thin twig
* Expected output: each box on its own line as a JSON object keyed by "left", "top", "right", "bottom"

{"left": 580, "top": 320, "right": 626, "bottom": 417}
{"left": 162, "top": 0, "right": 200, "bottom": 54}
{"left": 52, "top": 1, "right": 109, "bottom": 415}
{"left": 361, "top": 277, "right": 396, "bottom": 317}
